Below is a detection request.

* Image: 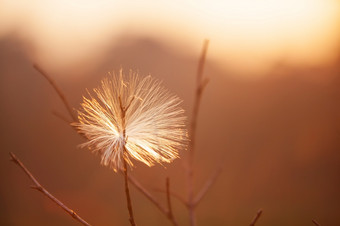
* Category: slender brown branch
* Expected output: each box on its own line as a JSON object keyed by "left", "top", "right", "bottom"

{"left": 127, "top": 174, "right": 167, "bottom": 213}
{"left": 127, "top": 175, "right": 180, "bottom": 226}
{"left": 193, "top": 166, "right": 222, "bottom": 206}
{"left": 9, "top": 152, "right": 91, "bottom": 226}
{"left": 189, "top": 39, "right": 209, "bottom": 164}
{"left": 154, "top": 188, "right": 188, "bottom": 207}
{"left": 52, "top": 111, "right": 73, "bottom": 123}
{"left": 38, "top": 70, "right": 177, "bottom": 225}
{"left": 187, "top": 39, "right": 210, "bottom": 226}
{"left": 120, "top": 99, "right": 136, "bottom": 226}
{"left": 250, "top": 209, "right": 263, "bottom": 226}
{"left": 123, "top": 158, "right": 136, "bottom": 226}
{"left": 312, "top": 219, "right": 320, "bottom": 226}
{"left": 33, "top": 64, "right": 76, "bottom": 122}
{"left": 165, "top": 178, "right": 178, "bottom": 226}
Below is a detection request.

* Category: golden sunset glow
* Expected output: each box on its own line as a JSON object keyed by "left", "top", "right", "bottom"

{"left": 0, "top": 0, "right": 339, "bottom": 76}
{"left": 3, "top": 1, "right": 340, "bottom": 226}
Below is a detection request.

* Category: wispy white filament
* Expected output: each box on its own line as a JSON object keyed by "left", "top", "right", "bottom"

{"left": 73, "top": 70, "right": 187, "bottom": 171}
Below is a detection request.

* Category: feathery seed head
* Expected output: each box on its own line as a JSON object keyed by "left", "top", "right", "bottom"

{"left": 73, "top": 70, "right": 188, "bottom": 171}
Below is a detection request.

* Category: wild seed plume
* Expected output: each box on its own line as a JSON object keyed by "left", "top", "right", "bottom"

{"left": 72, "top": 70, "right": 188, "bottom": 171}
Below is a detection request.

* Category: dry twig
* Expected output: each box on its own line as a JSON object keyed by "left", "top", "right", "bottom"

{"left": 52, "top": 110, "right": 73, "bottom": 123}
{"left": 193, "top": 166, "right": 222, "bottom": 207}
{"left": 123, "top": 158, "right": 136, "bottom": 226}
{"left": 249, "top": 209, "right": 263, "bottom": 226}
{"left": 154, "top": 188, "right": 187, "bottom": 207}
{"left": 187, "top": 39, "right": 211, "bottom": 226}
{"left": 119, "top": 98, "right": 136, "bottom": 226}
{"left": 166, "top": 178, "right": 178, "bottom": 226}
{"left": 9, "top": 152, "right": 91, "bottom": 226}
{"left": 312, "top": 219, "right": 320, "bottom": 226}
{"left": 127, "top": 175, "right": 178, "bottom": 225}
{"left": 33, "top": 64, "right": 76, "bottom": 122}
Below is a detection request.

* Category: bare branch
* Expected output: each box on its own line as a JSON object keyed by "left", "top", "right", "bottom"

{"left": 196, "top": 40, "right": 210, "bottom": 87}
{"left": 127, "top": 175, "right": 180, "bottom": 226}
{"left": 127, "top": 174, "right": 168, "bottom": 213}
{"left": 9, "top": 152, "right": 91, "bottom": 226}
{"left": 187, "top": 39, "right": 210, "bottom": 226}
{"left": 35, "top": 67, "right": 177, "bottom": 225}
{"left": 154, "top": 188, "right": 188, "bottom": 207}
{"left": 166, "top": 178, "right": 178, "bottom": 226}
{"left": 250, "top": 209, "right": 263, "bottom": 226}
{"left": 312, "top": 219, "right": 320, "bottom": 226}
{"left": 189, "top": 39, "right": 210, "bottom": 163}
{"left": 193, "top": 166, "right": 222, "bottom": 207}
{"left": 52, "top": 111, "right": 73, "bottom": 124}
{"left": 33, "top": 64, "right": 76, "bottom": 122}
{"left": 122, "top": 158, "right": 136, "bottom": 226}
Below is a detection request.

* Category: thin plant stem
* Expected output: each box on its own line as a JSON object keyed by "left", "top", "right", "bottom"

{"left": 312, "top": 219, "right": 321, "bottom": 226}
{"left": 52, "top": 110, "right": 73, "bottom": 123}
{"left": 123, "top": 158, "right": 136, "bottom": 226}
{"left": 154, "top": 188, "right": 188, "bottom": 207}
{"left": 187, "top": 39, "right": 209, "bottom": 226}
{"left": 193, "top": 166, "right": 222, "bottom": 206}
{"left": 127, "top": 174, "right": 179, "bottom": 226}
{"left": 166, "top": 178, "right": 178, "bottom": 226}
{"left": 249, "top": 209, "right": 263, "bottom": 226}
{"left": 33, "top": 64, "right": 76, "bottom": 122}
{"left": 9, "top": 152, "right": 91, "bottom": 226}
{"left": 33, "top": 64, "right": 179, "bottom": 225}
{"left": 120, "top": 96, "right": 137, "bottom": 226}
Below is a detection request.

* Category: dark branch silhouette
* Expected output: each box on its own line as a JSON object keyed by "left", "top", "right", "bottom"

{"left": 187, "top": 39, "right": 212, "bottom": 226}
{"left": 193, "top": 166, "right": 222, "bottom": 206}
{"left": 250, "top": 209, "right": 263, "bottom": 226}
{"left": 312, "top": 219, "right": 321, "bottom": 226}
{"left": 33, "top": 64, "right": 76, "bottom": 122}
{"left": 166, "top": 178, "right": 178, "bottom": 226}
{"left": 9, "top": 152, "right": 91, "bottom": 226}
{"left": 127, "top": 175, "right": 178, "bottom": 225}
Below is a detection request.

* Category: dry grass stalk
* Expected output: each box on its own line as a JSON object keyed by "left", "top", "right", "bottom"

{"left": 127, "top": 174, "right": 178, "bottom": 225}
{"left": 166, "top": 178, "right": 178, "bottom": 226}
{"left": 249, "top": 209, "right": 263, "bottom": 226}
{"left": 187, "top": 39, "right": 221, "bottom": 226}
{"left": 9, "top": 152, "right": 91, "bottom": 226}
{"left": 193, "top": 166, "right": 222, "bottom": 207}
{"left": 33, "top": 64, "right": 76, "bottom": 122}
{"left": 312, "top": 219, "right": 321, "bottom": 226}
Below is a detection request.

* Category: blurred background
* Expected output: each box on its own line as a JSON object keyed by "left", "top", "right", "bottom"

{"left": 1, "top": 0, "right": 340, "bottom": 225}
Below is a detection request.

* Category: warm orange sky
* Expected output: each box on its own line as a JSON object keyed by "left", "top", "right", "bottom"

{"left": 1, "top": 0, "right": 339, "bottom": 77}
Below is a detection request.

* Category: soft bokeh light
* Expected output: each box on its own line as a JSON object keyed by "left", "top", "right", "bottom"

{"left": 1, "top": 0, "right": 339, "bottom": 77}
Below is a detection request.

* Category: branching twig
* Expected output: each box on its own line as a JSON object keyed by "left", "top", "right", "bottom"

{"left": 187, "top": 39, "right": 210, "bottom": 226}
{"left": 127, "top": 175, "right": 167, "bottom": 213}
{"left": 9, "top": 152, "right": 91, "bottom": 226}
{"left": 249, "top": 209, "right": 263, "bottom": 226}
{"left": 52, "top": 111, "right": 73, "bottom": 124}
{"left": 33, "top": 64, "right": 76, "bottom": 122}
{"left": 312, "top": 219, "right": 320, "bottom": 226}
{"left": 127, "top": 175, "right": 179, "bottom": 226}
{"left": 166, "top": 178, "right": 178, "bottom": 226}
{"left": 154, "top": 188, "right": 188, "bottom": 207}
{"left": 193, "top": 166, "right": 222, "bottom": 207}
{"left": 33, "top": 63, "right": 180, "bottom": 225}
